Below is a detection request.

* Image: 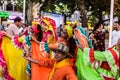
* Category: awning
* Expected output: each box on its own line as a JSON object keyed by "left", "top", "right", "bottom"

{"left": 0, "top": 12, "right": 9, "bottom": 18}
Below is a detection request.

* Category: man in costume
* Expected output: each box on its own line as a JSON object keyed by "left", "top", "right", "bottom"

{"left": 26, "top": 43, "right": 78, "bottom": 80}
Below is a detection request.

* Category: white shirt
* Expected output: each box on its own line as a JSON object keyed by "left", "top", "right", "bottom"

{"left": 6, "top": 24, "right": 19, "bottom": 36}
{"left": 18, "top": 27, "right": 23, "bottom": 34}
{"left": 112, "top": 30, "right": 120, "bottom": 46}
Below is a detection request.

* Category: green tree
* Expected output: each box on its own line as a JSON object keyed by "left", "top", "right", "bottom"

{"left": 114, "top": 0, "right": 120, "bottom": 20}
{"left": 86, "top": 0, "right": 110, "bottom": 22}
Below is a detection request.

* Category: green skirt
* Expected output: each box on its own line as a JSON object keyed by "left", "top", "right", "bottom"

{"left": 75, "top": 48, "right": 103, "bottom": 80}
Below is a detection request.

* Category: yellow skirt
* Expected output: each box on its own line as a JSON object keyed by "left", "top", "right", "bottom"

{"left": 1, "top": 37, "right": 29, "bottom": 80}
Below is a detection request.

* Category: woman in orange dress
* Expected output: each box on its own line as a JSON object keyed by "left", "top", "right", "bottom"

{"left": 31, "top": 17, "right": 57, "bottom": 80}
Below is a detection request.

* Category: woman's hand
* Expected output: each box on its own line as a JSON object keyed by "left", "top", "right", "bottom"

{"left": 89, "top": 33, "right": 97, "bottom": 43}
{"left": 24, "top": 57, "right": 31, "bottom": 61}
{"left": 24, "top": 57, "right": 38, "bottom": 64}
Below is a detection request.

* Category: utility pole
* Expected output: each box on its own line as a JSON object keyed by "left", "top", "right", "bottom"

{"left": 109, "top": 0, "right": 114, "bottom": 47}
{"left": 23, "top": 0, "right": 26, "bottom": 23}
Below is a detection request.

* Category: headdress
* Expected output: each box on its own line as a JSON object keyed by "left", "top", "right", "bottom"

{"left": 64, "top": 25, "right": 73, "bottom": 38}
{"left": 41, "top": 16, "right": 58, "bottom": 41}
{"left": 32, "top": 21, "right": 39, "bottom": 34}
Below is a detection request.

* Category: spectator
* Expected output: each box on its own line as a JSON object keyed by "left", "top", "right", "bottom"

{"left": 111, "top": 21, "right": 120, "bottom": 46}
{"left": 89, "top": 22, "right": 105, "bottom": 51}
{"left": 6, "top": 17, "right": 22, "bottom": 36}
{"left": 56, "top": 25, "right": 62, "bottom": 37}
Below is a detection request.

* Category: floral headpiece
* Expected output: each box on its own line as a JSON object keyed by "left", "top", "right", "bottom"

{"left": 64, "top": 25, "right": 73, "bottom": 38}
{"left": 32, "top": 21, "right": 39, "bottom": 34}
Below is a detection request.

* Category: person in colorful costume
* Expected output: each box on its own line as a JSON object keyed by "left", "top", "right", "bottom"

{"left": 73, "top": 23, "right": 105, "bottom": 80}
{"left": 78, "top": 37, "right": 120, "bottom": 80}
{"left": 1, "top": 32, "right": 29, "bottom": 80}
{"left": 0, "top": 31, "right": 13, "bottom": 80}
{"left": 26, "top": 42, "right": 78, "bottom": 80}
{"left": 62, "top": 25, "right": 77, "bottom": 72}
{"left": 30, "top": 17, "right": 57, "bottom": 80}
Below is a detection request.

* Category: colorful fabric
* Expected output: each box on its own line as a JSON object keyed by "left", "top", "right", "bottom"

{"left": 49, "top": 58, "right": 70, "bottom": 80}
{"left": 39, "top": 42, "right": 50, "bottom": 58}
{"left": 12, "top": 35, "right": 25, "bottom": 49}
{"left": 31, "top": 41, "right": 51, "bottom": 80}
{"left": 41, "top": 17, "right": 58, "bottom": 59}
{"left": 26, "top": 62, "right": 31, "bottom": 77}
{"left": 0, "top": 32, "right": 13, "bottom": 80}
{"left": 75, "top": 48, "right": 103, "bottom": 80}
{"left": 1, "top": 36, "right": 29, "bottom": 80}
{"left": 42, "top": 16, "right": 58, "bottom": 42}
{"left": 38, "top": 58, "right": 77, "bottom": 80}
{"left": 23, "top": 36, "right": 32, "bottom": 77}
{"left": 83, "top": 47, "right": 120, "bottom": 80}
{"left": 74, "top": 27, "right": 92, "bottom": 48}
{"left": 74, "top": 27, "right": 99, "bottom": 80}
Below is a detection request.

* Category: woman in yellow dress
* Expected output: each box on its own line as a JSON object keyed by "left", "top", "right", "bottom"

{"left": 1, "top": 33, "right": 29, "bottom": 80}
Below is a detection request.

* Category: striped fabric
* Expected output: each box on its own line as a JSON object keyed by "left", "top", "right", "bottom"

{"left": 74, "top": 27, "right": 93, "bottom": 48}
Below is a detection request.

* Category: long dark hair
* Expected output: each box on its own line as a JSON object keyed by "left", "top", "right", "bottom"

{"left": 68, "top": 37, "right": 76, "bottom": 55}
{"left": 93, "top": 22, "right": 103, "bottom": 32}
{"left": 36, "top": 24, "right": 43, "bottom": 41}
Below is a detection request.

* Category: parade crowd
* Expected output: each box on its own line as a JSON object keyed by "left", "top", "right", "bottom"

{"left": 0, "top": 16, "right": 119, "bottom": 80}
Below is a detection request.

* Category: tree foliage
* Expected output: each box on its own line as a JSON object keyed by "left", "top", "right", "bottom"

{"left": 7, "top": 0, "right": 120, "bottom": 25}
{"left": 86, "top": 0, "right": 110, "bottom": 22}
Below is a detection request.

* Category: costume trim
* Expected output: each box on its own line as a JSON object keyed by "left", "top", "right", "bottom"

{"left": 39, "top": 42, "right": 49, "bottom": 58}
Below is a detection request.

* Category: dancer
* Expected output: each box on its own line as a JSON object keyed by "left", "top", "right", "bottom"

{"left": 74, "top": 24, "right": 104, "bottom": 80}
{"left": 78, "top": 38, "right": 120, "bottom": 80}
{"left": 31, "top": 17, "right": 57, "bottom": 80}
{"left": 26, "top": 43, "right": 78, "bottom": 80}
{"left": 1, "top": 32, "right": 29, "bottom": 80}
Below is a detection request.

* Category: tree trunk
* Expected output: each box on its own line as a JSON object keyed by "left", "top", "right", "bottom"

{"left": 79, "top": 0, "right": 88, "bottom": 27}
{"left": 27, "top": 0, "right": 33, "bottom": 25}
{"left": 98, "top": 9, "right": 103, "bottom": 22}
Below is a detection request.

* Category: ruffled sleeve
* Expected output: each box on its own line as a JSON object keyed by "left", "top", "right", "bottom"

{"left": 12, "top": 35, "right": 25, "bottom": 48}
{"left": 83, "top": 48, "right": 106, "bottom": 66}
{"left": 39, "top": 42, "right": 50, "bottom": 58}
